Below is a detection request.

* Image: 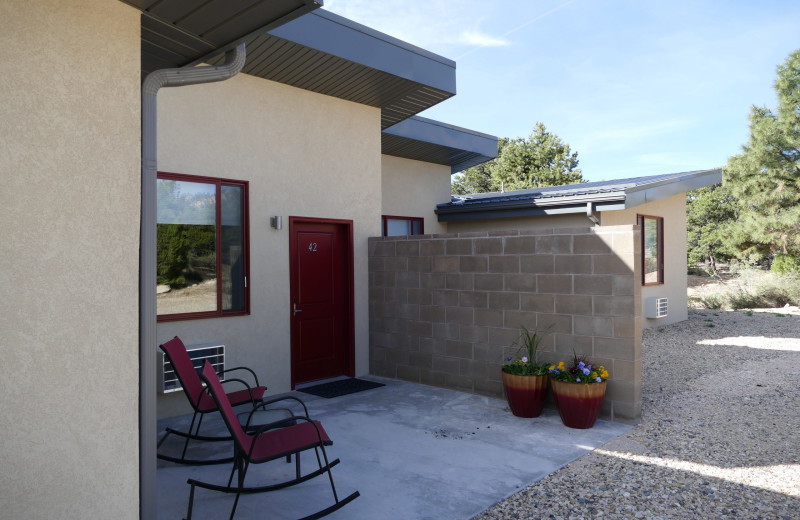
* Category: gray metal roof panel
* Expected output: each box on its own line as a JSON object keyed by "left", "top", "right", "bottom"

{"left": 437, "top": 168, "right": 722, "bottom": 221}
{"left": 382, "top": 116, "right": 498, "bottom": 173}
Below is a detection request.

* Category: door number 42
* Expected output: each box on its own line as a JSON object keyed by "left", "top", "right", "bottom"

{"left": 308, "top": 242, "right": 318, "bottom": 252}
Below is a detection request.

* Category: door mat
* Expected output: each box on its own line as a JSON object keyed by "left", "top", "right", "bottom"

{"left": 297, "top": 378, "right": 385, "bottom": 399}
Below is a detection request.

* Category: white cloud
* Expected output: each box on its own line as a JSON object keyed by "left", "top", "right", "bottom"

{"left": 458, "top": 31, "right": 509, "bottom": 48}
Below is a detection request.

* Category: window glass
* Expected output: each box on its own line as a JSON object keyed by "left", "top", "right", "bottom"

{"left": 156, "top": 174, "right": 249, "bottom": 320}
{"left": 639, "top": 215, "right": 663, "bottom": 285}
{"left": 383, "top": 216, "right": 424, "bottom": 237}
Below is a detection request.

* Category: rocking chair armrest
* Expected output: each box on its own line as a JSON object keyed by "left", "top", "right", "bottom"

{"left": 219, "top": 366, "right": 261, "bottom": 388}
{"left": 219, "top": 377, "right": 262, "bottom": 405}
{"left": 248, "top": 414, "right": 328, "bottom": 459}
{"left": 256, "top": 395, "right": 311, "bottom": 417}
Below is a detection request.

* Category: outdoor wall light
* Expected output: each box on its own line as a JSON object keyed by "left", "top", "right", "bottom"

{"left": 270, "top": 216, "right": 282, "bottom": 230}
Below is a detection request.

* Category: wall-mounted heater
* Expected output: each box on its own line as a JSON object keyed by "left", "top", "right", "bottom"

{"left": 645, "top": 297, "right": 668, "bottom": 319}
{"left": 158, "top": 343, "right": 225, "bottom": 393}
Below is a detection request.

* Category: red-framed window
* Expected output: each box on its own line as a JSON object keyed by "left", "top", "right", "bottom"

{"left": 637, "top": 214, "right": 664, "bottom": 286}
{"left": 382, "top": 215, "right": 424, "bottom": 237}
{"left": 156, "top": 172, "right": 250, "bottom": 321}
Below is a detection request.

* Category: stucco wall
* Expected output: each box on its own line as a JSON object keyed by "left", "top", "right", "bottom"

{"left": 446, "top": 213, "right": 593, "bottom": 233}
{"left": 601, "top": 193, "right": 688, "bottom": 328}
{"left": 156, "top": 74, "right": 381, "bottom": 417}
{"left": 381, "top": 155, "right": 451, "bottom": 235}
{"left": 0, "top": 1, "right": 141, "bottom": 518}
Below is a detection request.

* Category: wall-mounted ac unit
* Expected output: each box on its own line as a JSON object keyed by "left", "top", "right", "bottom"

{"left": 645, "top": 297, "right": 668, "bottom": 319}
{"left": 158, "top": 343, "right": 225, "bottom": 394}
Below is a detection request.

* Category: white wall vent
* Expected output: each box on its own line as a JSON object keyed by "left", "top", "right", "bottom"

{"left": 645, "top": 297, "right": 668, "bottom": 319}
{"left": 158, "top": 343, "right": 225, "bottom": 394}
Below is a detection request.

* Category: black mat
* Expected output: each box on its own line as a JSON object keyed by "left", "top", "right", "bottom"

{"left": 297, "top": 378, "right": 385, "bottom": 399}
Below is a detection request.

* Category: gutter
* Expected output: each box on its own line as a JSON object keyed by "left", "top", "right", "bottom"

{"left": 139, "top": 43, "right": 246, "bottom": 520}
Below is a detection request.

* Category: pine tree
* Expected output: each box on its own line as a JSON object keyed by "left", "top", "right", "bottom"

{"left": 724, "top": 49, "right": 800, "bottom": 261}
{"left": 686, "top": 185, "right": 738, "bottom": 271}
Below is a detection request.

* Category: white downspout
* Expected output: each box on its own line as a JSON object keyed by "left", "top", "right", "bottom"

{"left": 139, "top": 43, "right": 246, "bottom": 519}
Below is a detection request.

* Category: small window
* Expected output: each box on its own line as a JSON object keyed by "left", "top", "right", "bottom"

{"left": 157, "top": 172, "right": 249, "bottom": 321}
{"left": 382, "top": 215, "right": 424, "bottom": 237}
{"left": 637, "top": 214, "right": 663, "bottom": 285}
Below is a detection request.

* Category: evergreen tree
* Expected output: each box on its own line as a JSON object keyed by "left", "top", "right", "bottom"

{"left": 452, "top": 123, "right": 583, "bottom": 194}
{"left": 724, "top": 49, "right": 800, "bottom": 261}
{"left": 686, "top": 185, "right": 738, "bottom": 271}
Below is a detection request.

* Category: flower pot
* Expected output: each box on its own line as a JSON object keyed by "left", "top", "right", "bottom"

{"left": 501, "top": 372, "right": 549, "bottom": 418}
{"left": 550, "top": 379, "right": 607, "bottom": 429}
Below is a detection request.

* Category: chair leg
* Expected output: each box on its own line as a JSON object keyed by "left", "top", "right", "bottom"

{"left": 180, "top": 411, "right": 201, "bottom": 460}
{"left": 185, "top": 480, "right": 197, "bottom": 520}
{"left": 229, "top": 458, "right": 249, "bottom": 520}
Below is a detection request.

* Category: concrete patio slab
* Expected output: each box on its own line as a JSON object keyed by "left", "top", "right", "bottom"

{"left": 157, "top": 377, "right": 630, "bottom": 520}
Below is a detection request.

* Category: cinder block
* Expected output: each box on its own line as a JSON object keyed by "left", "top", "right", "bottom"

{"left": 502, "top": 311, "right": 538, "bottom": 330}
{"left": 504, "top": 273, "right": 536, "bottom": 292}
{"left": 420, "top": 273, "right": 446, "bottom": 289}
{"left": 459, "top": 291, "right": 488, "bottom": 308}
{"left": 474, "top": 238, "right": 503, "bottom": 254}
{"left": 395, "top": 365, "right": 421, "bottom": 383}
{"left": 613, "top": 316, "right": 636, "bottom": 338}
{"left": 537, "top": 274, "right": 573, "bottom": 294}
{"left": 573, "top": 316, "right": 613, "bottom": 337}
{"left": 554, "top": 333, "right": 593, "bottom": 356}
{"left": 473, "top": 343, "right": 503, "bottom": 362}
{"left": 419, "top": 369, "right": 446, "bottom": 387}
{"left": 474, "top": 309, "right": 504, "bottom": 327}
{"left": 606, "top": 380, "right": 641, "bottom": 403}
{"left": 433, "top": 256, "right": 459, "bottom": 272}
{"left": 407, "top": 256, "right": 432, "bottom": 272}
{"left": 520, "top": 255, "right": 554, "bottom": 274}
{"left": 488, "top": 326, "right": 521, "bottom": 347}
{"left": 446, "top": 239, "right": 473, "bottom": 255}
{"left": 593, "top": 254, "right": 632, "bottom": 275}
{"left": 408, "top": 320, "right": 433, "bottom": 337}
{"left": 535, "top": 313, "right": 573, "bottom": 334}
{"left": 610, "top": 400, "right": 642, "bottom": 421}
{"left": 445, "top": 306, "right": 474, "bottom": 325}
{"left": 594, "top": 337, "right": 636, "bottom": 360}
{"left": 443, "top": 373, "right": 475, "bottom": 392}
{"left": 612, "top": 275, "right": 635, "bottom": 295}
{"left": 408, "top": 288, "right": 432, "bottom": 306}
{"left": 611, "top": 231, "right": 637, "bottom": 254}
{"left": 459, "top": 325, "right": 488, "bottom": 343}
{"left": 489, "top": 291, "right": 520, "bottom": 310}
{"left": 612, "top": 359, "right": 641, "bottom": 383}
{"left": 446, "top": 340, "right": 473, "bottom": 358}
{"left": 489, "top": 255, "right": 520, "bottom": 273}
{"left": 474, "top": 273, "right": 504, "bottom": 291}
{"left": 573, "top": 234, "right": 610, "bottom": 254}
{"left": 459, "top": 256, "right": 488, "bottom": 273}
{"left": 420, "top": 240, "right": 445, "bottom": 256}
{"left": 408, "top": 351, "right": 433, "bottom": 369}
{"left": 555, "top": 294, "right": 593, "bottom": 315}
{"left": 384, "top": 287, "right": 407, "bottom": 303}
{"left": 419, "top": 337, "right": 447, "bottom": 354}
{"left": 431, "top": 289, "right": 459, "bottom": 307}
{"left": 520, "top": 293, "right": 554, "bottom": 313}
{"left": 372, "top": 241, "right": 396, "bottom": 257}
{"left": 432, "top": 355, "right": 461, "bottom": 375}
{"left": 396, "top": 272, "right": 420, "bottom": 288}
{"left": 369, "top": 256, "right": 385, "bottom": 272}
{"left": 370, "top": 360, "right": 396, "bottom": 378}
{"left": 473, "top": 378, "right": 504, "bottom": 398}
{"left": 396, "top": 240, "right": 420, "bottom": 257}
{"left": 536, "top": 235, "right": 572, "bottom": 254}
{"left": 447, "top": 273, "right": 475, "bottom": 291}
{"left": 373, "top": 271, "right": 396, "bottom": 287}
{"left": 504, "top": 236, "right": 537, "bottom": 254}
{"left": 419, "top": 305, "right": 445, "bottom": 323}
{"left": 554, "top": 255, "right": 592, "bottom": 274}
{"left": 574, "top": 275, "right": 613, "bottom": 295}
{"left": 593, "top": 296, "right": 636, "bottom": 316}
{"left": 386, "top": 349, "right": 410, "bottom": 366}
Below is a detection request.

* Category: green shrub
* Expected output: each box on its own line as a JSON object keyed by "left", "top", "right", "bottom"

{"left": 700, "top": 294, "right": 725, "bottom": 310}
{"left": 771, "top": 254, "right": 799, "bottom": 275}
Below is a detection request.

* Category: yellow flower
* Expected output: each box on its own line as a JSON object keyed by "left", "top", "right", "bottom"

{"left": 549, "top": 365, "right": 556, "bottom": 370}
{"left": 591, "top": 371, "right": 598, "bottom": 379}
{"left": 558, "top": 361, "right": 565, "bottom": 369}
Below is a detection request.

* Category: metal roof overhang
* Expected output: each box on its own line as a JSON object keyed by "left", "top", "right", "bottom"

{"left": 124, "top": 0, "right": 322, "bottom": 76}
{"left": 436, "top": 168, "right": 722, "bottom": 222}
{"left": 200, "top": 9, "right": 457, "bottom": 129}
{"left": 382, "top": 116, "right": 498, "bottom": 173}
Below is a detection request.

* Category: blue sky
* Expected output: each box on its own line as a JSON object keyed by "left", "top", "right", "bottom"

{"left": 324, "top": 0, "right": 800, "bottom": 182}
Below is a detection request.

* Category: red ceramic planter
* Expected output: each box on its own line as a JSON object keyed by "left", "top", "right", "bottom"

{"left": 551, "top": 379, "right": 607, "bottom": 429}
{"left": 502, "top": 372, "right": 549, "bottom": 418}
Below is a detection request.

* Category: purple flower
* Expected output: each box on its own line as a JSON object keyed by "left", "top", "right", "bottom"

{"left": 522, "top": 357, "right": 528, "bottom": 363}
{"left": 583, "top": 368, "right": 590, "bottom": 376}
{"left": 596, "top": 377, "right": 602, "bottom": 383}
{"left": 586, "top": 364, "right": 592, "bottom": 370}
{"left": 506, "top": 357, "right": 512, "bottom": 362}
{"left": 577, "top": 361, "right": 585, "bottom": 370}
{"left": 576, "top": 377, "right": 581, "bottom": 382}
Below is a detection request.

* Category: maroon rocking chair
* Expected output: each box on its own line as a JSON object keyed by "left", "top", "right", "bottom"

{"left": 157, "top": 336, "right": 268, "bottom": 465}
{"left": 186, "top": 361, "right": 360, "bottom": 520}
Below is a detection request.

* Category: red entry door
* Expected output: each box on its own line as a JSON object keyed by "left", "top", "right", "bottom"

{"left": 289, "top": 218, "right": 353, "bottom": 386}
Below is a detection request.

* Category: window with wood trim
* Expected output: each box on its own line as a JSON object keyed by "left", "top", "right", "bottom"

{"left": 382, "top": 215, "right": 424, "bottom": 237}
{"left": 156, "top": 172, "right": 249, "bottom": 321}
{"left": 638, "top": 214, "right": 664, "bottom": 285}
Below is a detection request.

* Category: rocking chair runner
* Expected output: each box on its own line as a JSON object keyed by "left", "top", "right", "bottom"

{"left": 157, "top": 336, "right": 268, "bottom": 465}
{"left": 186, "top": 361, "right": 360, "bottom": 520}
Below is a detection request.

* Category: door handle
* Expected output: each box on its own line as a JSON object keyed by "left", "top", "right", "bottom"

{"left": 293, "top": 302, "right": 303, "bottom": 316}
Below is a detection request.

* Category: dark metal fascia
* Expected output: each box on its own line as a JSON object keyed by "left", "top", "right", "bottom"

{"left": 624, "top": 167, "right": 722, "bottom": 209}
{"left": 435, "top": 192, "right": 627, "bottom": 222}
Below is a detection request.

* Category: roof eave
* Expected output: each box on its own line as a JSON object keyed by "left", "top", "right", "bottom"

{"left": 436, "top": 193, "right": 627, "bottom": 222}
{"left": 623, "top": 168, "right": 722, "bottom": 209}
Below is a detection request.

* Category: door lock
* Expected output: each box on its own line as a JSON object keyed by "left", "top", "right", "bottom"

{"left": 293, "top": 302, "right": 303, "bottom": 316}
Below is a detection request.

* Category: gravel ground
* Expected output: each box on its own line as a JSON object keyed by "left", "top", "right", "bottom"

{"left": 475, "top": 308, "right": 800, "bottom": 520}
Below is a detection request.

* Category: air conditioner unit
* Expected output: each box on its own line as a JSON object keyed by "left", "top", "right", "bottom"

{"left": 645, "top": 297, "right": 668, "bottom": 319}
{"left": 158, "top": 343, "right": 225, "bottom": 394}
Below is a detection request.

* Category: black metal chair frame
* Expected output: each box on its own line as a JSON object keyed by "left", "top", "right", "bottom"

{"left": 185, "top": 362, "right": 360, "bottom": 520}
{"left": 157, "top": 337, "right": 267, "bottom": 466}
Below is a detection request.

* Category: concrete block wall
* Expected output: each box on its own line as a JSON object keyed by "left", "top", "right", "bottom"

{"left": 368, "top": 226, "right": 642, "bottom": 422}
